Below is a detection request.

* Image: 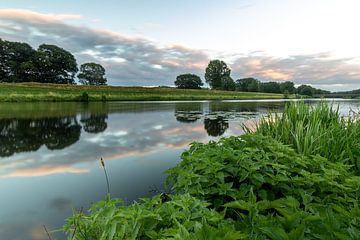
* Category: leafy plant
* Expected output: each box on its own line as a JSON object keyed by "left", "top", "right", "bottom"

{"left": 64, "top": 194, "right": 243, "bottom": 240}
{"left": 166, "top": 134, "right": 360, "bottom": 238}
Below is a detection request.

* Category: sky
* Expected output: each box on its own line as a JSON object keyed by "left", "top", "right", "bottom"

{"left": 1, "top": 0, "right": 360, "bottom": 91}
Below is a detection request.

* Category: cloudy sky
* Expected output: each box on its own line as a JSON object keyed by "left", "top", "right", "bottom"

{"left": 1, "top": 0, "right": 360, "bottom": 91}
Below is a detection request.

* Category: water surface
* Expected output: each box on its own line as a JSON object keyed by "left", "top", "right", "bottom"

{"left": 0, "top": 99, "right": 358, "bottom": 239}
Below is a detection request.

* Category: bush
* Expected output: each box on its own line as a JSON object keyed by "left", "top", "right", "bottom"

{"left": 78, "top": 92, "right": 89, "bottom": 102}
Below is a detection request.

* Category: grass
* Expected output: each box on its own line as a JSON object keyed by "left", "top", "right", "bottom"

{"left": 0, "top": 82, "right": 287, "bottom": 102}
{"left": 63, "top": 102, "right": 360, "bottom": 239}
{"left": 256, "top": 101, "right": 360, "bottom": 171}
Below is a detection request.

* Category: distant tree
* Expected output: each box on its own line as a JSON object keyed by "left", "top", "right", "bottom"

{"left": 78, "top": 63, "right": 107, "bottom": 86}
{"left": 36, "top": 44, "right": 78, "bottom": 84}
{"left": 280, "top": 81, "right": 296, "bottom": 94}
{"left": 0, "top": 39, "right": 37, "bottom": 83}
{"left": 297, "top": 85, "right": 314, "bottom": 97}
{"left": 174, "top": 74, "right": 203, "bottom": 89}
{"left": 260, "top": 82, "right": 282, "bottom": 93}
{"left": 221, "top": 76, "right": 236, "bottom": 91}
{"left": 236, "top": 78, "right": 260, "bottom": 92}
{"left": 204, "top": 60, "right": 231, "bottom": 89}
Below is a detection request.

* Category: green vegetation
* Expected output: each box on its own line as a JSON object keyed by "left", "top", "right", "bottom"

{"left": 64, "top": 102, "right": 360, "bottom": 239}
{"left": 256, "top": 102, "right": 360, "bottom": 171}
{"left": 0, "top": 83, "right": 286, "bottom": 102}
{"left": 205, "top": 60, "right": 233, "bottom": 90}
{"left": 174, "top": 74, "right": 203, "bottom": 89}
{"left": 78, "top": 62, "right": 107, "bottom": 86}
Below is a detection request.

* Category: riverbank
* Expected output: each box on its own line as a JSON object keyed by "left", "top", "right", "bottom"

{"left": 0, "top": 83, "right": 288, "bottom": 102}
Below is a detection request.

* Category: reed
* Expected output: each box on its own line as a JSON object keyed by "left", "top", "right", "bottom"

{"left": 256, "top": 101, "right": 360, "bottom": 171}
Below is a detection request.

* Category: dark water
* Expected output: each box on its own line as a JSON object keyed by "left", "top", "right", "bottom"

{"left": 0, "top": 99, "right": 359, "bottom": 240}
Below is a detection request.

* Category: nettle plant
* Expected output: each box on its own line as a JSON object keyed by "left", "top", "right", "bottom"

{"left": 64, "top": 194, "right": 243, "bottom": 240}
{"left": 167, "top": 134, "right": 360, "bottom": 239}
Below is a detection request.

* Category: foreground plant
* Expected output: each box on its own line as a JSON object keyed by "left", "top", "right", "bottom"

{"left": 256, "top": 101, "right": 360, "bottom": 171}
{"left": 64, "top": 194, "right": 242, "bottom": 240}
{"left": 167, "top": 134, "right": 360, "bottom": 238}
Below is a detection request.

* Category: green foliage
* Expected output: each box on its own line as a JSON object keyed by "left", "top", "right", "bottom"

{"left": 260, "top": 81, "right": 282, "bottom": 93}
{"left": 205, "top": 60, "right": 231, "bottom": 90}
{"left": 235, "top": 78, "right": 260, "bottom": 92}
{"left": 175, "top": 74, "right": 203, "bottom": 89}
{"left": 297, "top": 85, "right": 314, "bottom": 96}
{"left": 279, "top": 81, "right": 296, "bottom": 94}
{"left": 0, "top": 39, "right": 80, "bottom": 84}
{"left": 221, "top": 76, "right": 236, "bottom": 91}
{"left": 78, "top": 62, "right": 107, "bottom": 86}
{"left": 167, "top": 134, "right": 360, "bottom": 238}
{"left": 78, "top": 92, "right": 89, "bottom": 102}
{"left": 37, "top": 44, "right": 78, "bottom": 84}
{"left": 0, "top": 39, "right": 37, "bottom": 83}
{"left": 64, "top": 194, "right": 242, "bottom": 240}
{"left": 256, "top": 101, "right": 360, "bottom": 171}
{"left": 296, "top": 85, "right": 330, "bottom": 96}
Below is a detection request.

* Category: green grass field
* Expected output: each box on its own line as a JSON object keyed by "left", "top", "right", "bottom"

{"left": 0, "top": 83, "right": 287, "bottom": 102}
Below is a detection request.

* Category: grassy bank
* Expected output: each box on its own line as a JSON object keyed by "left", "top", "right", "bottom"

{"left": 63, "top": 102, "right": 360, "bottom": 239}
{"left": 0, "top": 83, "right": 287, "bottom": 102}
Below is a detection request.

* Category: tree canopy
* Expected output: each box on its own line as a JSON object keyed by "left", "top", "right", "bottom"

{"left": 204, "top": 60, "right": 231, "bottom": 90}
{"left": 36, "top": 44, "right": 78, "bottom": 84}
{"left": 0, "top": 38, "right": 107, "bottom": 85}
{"left": 78, "top": 62, "right": 107, "bottom": 86}
{"left": 174, "top": 74, "right": 203, "bottom": 89}
{"left": 221, "top": 76, "right": 236, "bottom": 91}
{"left": 236, "top": 78, "right": 260, "bottom": 92}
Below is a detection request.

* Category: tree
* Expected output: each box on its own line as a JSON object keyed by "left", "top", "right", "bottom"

{"left": 174, "top": 74, "right": 203, "bottom": 89}
{"left": 236, "top": 78, "right": 260, "bottom": 92}
{"left": 297, "top": 85, "right": 314, "bottom": 97}
{"left": 204, "top": 60, "right": 231, "bottom": 89}
{"left": 78, "top": 62, "right": 107, "bottom": 86}
{"left": 0, "top": 39, "right": 37, "bottom": 83}
{"left": 260, "top": 82, "right": 281, "bottom": 93}
{"left": 36, "top": 44, "right": 78, "bottom": 84}
{"left": 280, "top": 81, "right": 296, "bottom": 94}
{"left": 221, "top": 76, "right": 236, "bottom": 91}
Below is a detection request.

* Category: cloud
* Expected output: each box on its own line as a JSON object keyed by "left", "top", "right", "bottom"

{"left": 0, "top": 9, "right": 360, "bottom": 90}
{"left": 0, "top": 9, "right": 82, "bottom": 22}
{"left": 1, "top": 165, "right": 90, "bottom": 178}
{"left": 230, "top": 53, "right": 360, "bottom": 90}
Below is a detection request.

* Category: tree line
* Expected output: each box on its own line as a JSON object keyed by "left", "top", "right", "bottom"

{"left": 175, "top": 60, "right": 329, "bottom": 97}
{"left": 0, "top": 38, "right": 107, "bottom": 85}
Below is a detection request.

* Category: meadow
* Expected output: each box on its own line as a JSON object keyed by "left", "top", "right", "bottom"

{"left": 0, "top": 83, "right": 286, "bottom": 102}
{"left": 63, "top": 102, "right": 360, "bottom": 239}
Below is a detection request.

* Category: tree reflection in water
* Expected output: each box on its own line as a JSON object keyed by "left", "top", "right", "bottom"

{"left": 0, "top": 113, "right": 109, "bottom": 157}
{"left": 204, "top": 116, "right": 229, "bottom": 137}
{"left": 81, "top": 114, "right": 108, "bottom": 133}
